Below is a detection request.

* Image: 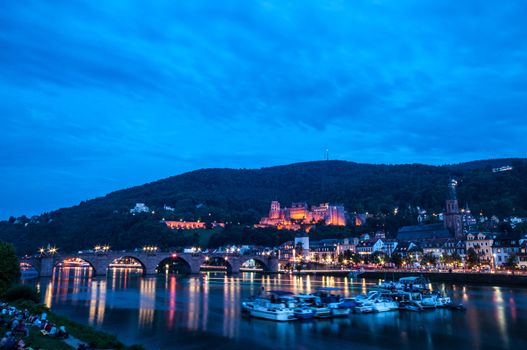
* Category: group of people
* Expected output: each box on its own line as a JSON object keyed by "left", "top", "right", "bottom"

{"left": 0, "top": 303, "right": 68, "bottom": 350}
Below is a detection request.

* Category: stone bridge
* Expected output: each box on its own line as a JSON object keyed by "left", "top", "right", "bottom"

{"left": 20, "top": 251, "right": 279, "bottom": 277}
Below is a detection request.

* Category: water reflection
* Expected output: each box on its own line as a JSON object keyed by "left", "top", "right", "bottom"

{"left": 139, "top": 278, "right": 156, "bottom": 329}
{"left": 88, "top": 280, "right": 106, "bottom": 326}
{"left": 27, "top": 267, "right": 527, "bottom": 350}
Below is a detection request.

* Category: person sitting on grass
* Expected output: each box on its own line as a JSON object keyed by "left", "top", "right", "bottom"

{"left": 0, "top": 334, "right": 17, "bottom": 349}
{"left": 16, "top": 320, "right": 29, "bottom": 337}
{"left": 30, "top": 318, "right": 41, "bottom": 328}
{"left": 56, "top": 325, "right": 68, "bottom": 339}
{"left": 16, "top": 339, "right": 25, "bottom": 349}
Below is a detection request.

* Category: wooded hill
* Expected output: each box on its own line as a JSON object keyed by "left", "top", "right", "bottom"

{"left": 1, "top": 158, "right": 526, "bottom": 254}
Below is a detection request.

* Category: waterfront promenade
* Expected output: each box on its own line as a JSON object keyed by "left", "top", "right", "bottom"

{"left": 289, "top": 268, "right": 527, "bottom": 286}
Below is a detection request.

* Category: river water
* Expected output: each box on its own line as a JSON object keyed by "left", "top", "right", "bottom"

{"left": 25, "top": 267, "right": 527, "bottom": 350}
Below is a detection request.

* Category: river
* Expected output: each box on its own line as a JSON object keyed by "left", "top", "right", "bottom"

{"left": 24, "top": 267, "right": 527, "bottom": 350}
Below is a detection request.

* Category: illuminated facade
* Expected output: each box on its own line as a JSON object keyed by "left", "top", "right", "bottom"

{"left": 164, "top": 221, "right": 225, "bottom": 230}
{"left": 257, "top": 201, "right": 348, "bottom": 230}
{"left": 465, "top": 232, "right": 495, "bottom": 264}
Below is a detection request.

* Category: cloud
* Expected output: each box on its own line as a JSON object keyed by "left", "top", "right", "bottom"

{"left": 0, "top": 0, "right": 526, "bottom": 217}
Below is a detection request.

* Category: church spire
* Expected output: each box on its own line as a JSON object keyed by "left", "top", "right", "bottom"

{"left": 448, "top": 178, "right": 458, "bottom": 200}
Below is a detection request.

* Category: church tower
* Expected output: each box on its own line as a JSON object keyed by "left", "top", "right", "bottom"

{"left": 444, "top": 179, "right": 463, "bottom": 239}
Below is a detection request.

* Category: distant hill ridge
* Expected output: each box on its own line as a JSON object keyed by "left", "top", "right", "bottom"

{"left": 1, "top": 158, "right": 526, "bottom": 254}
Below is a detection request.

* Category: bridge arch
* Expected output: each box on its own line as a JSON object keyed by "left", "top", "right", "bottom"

{"left": 108, "top": 255, "right": 146, "bottom": 274}
{"left": 156, "top": 254, "right": 193, "bottom": 274}
{"left": 53, "top": 257, "right": 97, "bottom": 277}
{"left": 55, "top": 257, "right": 96, "bottom": 268}
{"left": 202, "top": 256, "right": 234, "bottom": 273}
{"left": 239, "top": 256, "right": 269, "bottom": 272}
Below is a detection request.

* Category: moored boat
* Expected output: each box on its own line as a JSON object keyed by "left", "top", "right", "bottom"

{"left": 295, "top": 294, "right": 332, "bottom": 318}
{"left": 371, "top": 298, "right": 399, "bottom": 313}
{"left": 245, "top": 298, "right": 295, "bottom": 321}
{"left": 294, "top": 306, "right": 315, "bottom": 320}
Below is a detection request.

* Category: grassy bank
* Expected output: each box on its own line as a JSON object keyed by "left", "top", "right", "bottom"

{"left": 9, "top": 300, "right": 145, "bottom": 350}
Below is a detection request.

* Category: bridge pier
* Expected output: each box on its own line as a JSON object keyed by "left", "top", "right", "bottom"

{"left": 267, "top": 257, "right": 279, "bottom": 273}
{"left": 39, "top": 257, "right": 55, "bottom": 277}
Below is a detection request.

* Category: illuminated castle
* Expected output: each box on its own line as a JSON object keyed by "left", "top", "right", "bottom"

{"left": 257, "top": 201, "right": 347, "bottom": 230}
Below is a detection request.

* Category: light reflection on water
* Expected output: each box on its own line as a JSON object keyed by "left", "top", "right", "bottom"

{"left": 26, "top": 267, "right": 527, "bottom": 350}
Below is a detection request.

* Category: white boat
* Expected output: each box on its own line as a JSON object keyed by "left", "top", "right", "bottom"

{"left": 371, "top": 298, "right": 399, "bottom": 313}
{"left": 433, "top": 291, "right": 452, "bottom": 307}
{"left": 403, "top": 302, "right": 423, "bottom": 312}
{"left": 243, "top": 298, "right": 295, "bottom": 321}
{"left": 327, "top": 302, "right": 351, "bottom": 317}
{"left": 295, "top": 294, "right": 332, "bottom": 318}
{"left": 352, "top": 291, "right": 383, "bottom": 313}
{"left": 397, "top": 291, "right": 424, "bottom": 312}
{"left": 421, "top": 295, "right": 438, "bottom": 309}
{"left": 354, "top": 302, "right": 374, "bottom": 314}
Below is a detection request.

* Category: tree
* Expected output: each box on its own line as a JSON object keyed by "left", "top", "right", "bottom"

{"left": 466, "top": 248, "right": 480, "bottom": 268}
{"left": 371, "top": 251, "right": 388, "bottom": 265}
{"left": 504, "top": 253, "right": 518, "bottom": 270}
{"left": 390, "top": 253, "right": 403, "bottom": 268}
{"left": 0, "top": 240, "right": 20, "bottom": 296}
{"left": 420, "top": 253, "right": 438, "bottom": 267}
{"left": 451, "top": 252, "right": 462, "bottom": 268}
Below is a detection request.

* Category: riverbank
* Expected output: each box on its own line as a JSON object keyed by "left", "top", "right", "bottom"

{"left": 4, "top": 299, "right": 145, "bottom": 350}
{"left": 289, "top": 270, "right": 527, "bottom": 287}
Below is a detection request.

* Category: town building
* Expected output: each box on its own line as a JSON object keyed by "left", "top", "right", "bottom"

{"left": 518, "top": 241, "right": 527, "bottom": 270}
{"left": 130, "top": 203, "right": 150, "bottom": 214}
{"left": 164, "top": 221, "right": 225, "bottom": 230}
{"left": 165, "top": 221, "right": 206, "bottom": 229}
{"left": 381, "top": 239, "right": 398, "bottom": 256}
{"left": 461, "top": 204, "right": 477, "bottom": 229}
{"left": 442, "top": 239, "right": 466, "bottom": 260}
{"left": 356, "top": 239, "right": 384, "bottom": 256}
{"left": 397, "top": 223, "right": 452, "bottom": 241}
{"left": 276, "top": 241, "right": 295, "bottom": 261}
{"left": 163, "top": 205, "right": 175, "bottom": 212}
{"left": 492, "top": 236, "right": 521, "bottom": 268}
{"left": 465, "top": 232, "right": 495, "bottom": 265}
{"left": 294, "top": 236, "right": 310, "bottom": 259}
{"left": 392, "top": 242, "right": 419, "bottom": 257}
{"left": 421, "top": 240, "right": 446, "bottom": 258}
{"left": 309, "top": 239, "right": 340, "bottom": 263}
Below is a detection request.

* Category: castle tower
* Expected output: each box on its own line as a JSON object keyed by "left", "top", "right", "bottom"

{"left": 269, "top": 201, "right": 281, "bottom": 220}
{"left": 444, "top": 179, "right": 463, "bottom": 239}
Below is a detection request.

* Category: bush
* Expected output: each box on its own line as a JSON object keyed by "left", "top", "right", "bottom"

{"left": 11, "top": 299, "right": 49, "bottom": 315}
{"left": 3, "top": 284, "right": 40, "bottom": 303}
{"left": 0, "top": 241, "right": 20, "bottom": 296}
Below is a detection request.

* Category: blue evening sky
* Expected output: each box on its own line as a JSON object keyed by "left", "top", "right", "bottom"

{"left": 1, "top": 1, "right": 526, "bottom": 218}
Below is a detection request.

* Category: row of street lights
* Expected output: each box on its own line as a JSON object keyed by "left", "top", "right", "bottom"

{"left": 143, "top": 246, "right": 159, "bottom": 253}
{"left": 38, "top": 246, "right": 58, "bottom": 255}
{"left": 94, "top": 245, "right": 111, "bottom": 252}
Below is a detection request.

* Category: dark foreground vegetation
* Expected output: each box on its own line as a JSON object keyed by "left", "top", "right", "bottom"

{"left": 0, "top": 240, "right": 145, "bottom": 350}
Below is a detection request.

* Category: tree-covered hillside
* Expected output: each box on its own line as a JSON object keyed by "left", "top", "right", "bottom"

{"left": 1, "top": 158, "right": 526, "bottom": 254}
